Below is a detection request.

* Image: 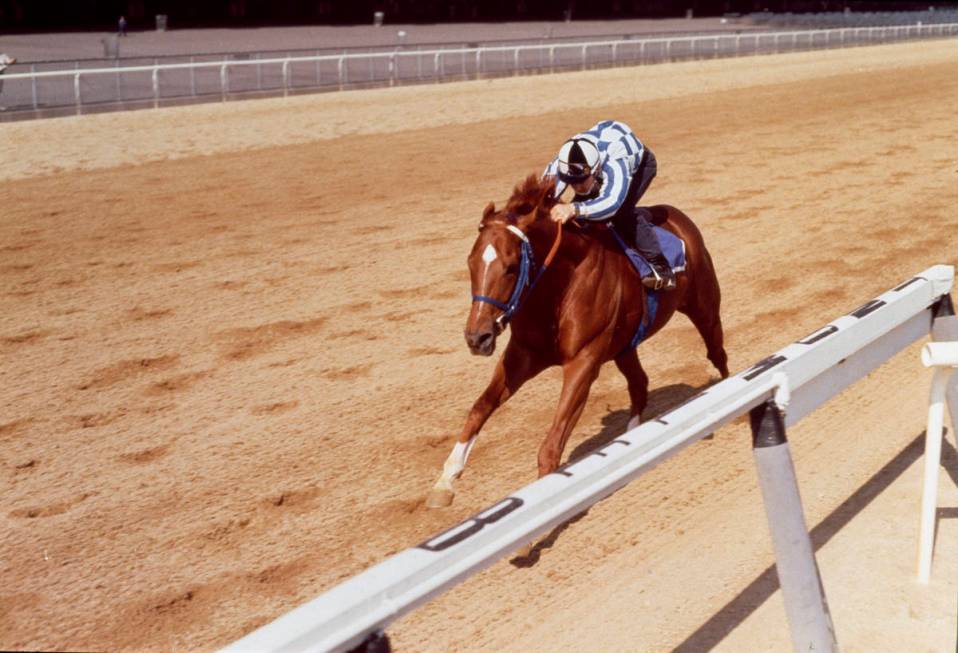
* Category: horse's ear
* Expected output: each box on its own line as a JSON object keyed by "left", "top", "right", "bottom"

{"left": 482, "top": 202, "right": 495, "bottom": 221}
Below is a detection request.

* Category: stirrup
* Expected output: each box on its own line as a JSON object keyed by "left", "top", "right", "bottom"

{"left": 642, "top": 265, "right": 676, "bottom": 291}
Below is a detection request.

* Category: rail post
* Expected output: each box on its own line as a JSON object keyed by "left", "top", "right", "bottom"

{"left": 189, "top": 56, "right": 196, "bottom": 97}
{"left": 220, "top": 63, "right": 228, "bottom": 101}
{"left": 30, "top": 64, "right": 38, "bottom": 109}
{"left": 751, "top": 393, "right": 838, "bottom": 652}
{"left": 152, "top": 66, "right": 159, "bottom": 108}
{"left": 917, "top": 295, "right": 958, "bottom": 583}
{"left": 282, "top": 59, "right": 290, "bottom": 97}
{"left": 73, "top": 72, "right": 81, "bottom": 115}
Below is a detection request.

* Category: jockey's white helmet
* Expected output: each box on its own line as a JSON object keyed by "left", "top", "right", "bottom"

{"left": 556, "top": 136, "right": 600, "bottom": 184}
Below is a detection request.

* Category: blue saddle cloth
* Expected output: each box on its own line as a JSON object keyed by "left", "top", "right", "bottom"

{"left": 607, "top": 225, "right": 686, "bottom": 279}
{"left": 607, "top": 225, "right": 686, "bottom": 351}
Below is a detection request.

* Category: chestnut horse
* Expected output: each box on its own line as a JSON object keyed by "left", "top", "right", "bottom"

{"left": 426, "top": 174, "right": 729, "bottom": 508}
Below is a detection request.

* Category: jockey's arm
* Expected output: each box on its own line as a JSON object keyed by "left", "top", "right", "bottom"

{"left": 572, "top": 158, "right": 631, "bottom": 221}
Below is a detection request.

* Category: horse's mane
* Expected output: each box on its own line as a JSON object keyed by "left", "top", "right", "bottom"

{"left": 504, "top": 174, "right": 555, "bottom": 216}
{"left": 478, "top": 174, "right": 557, "bottom": 230}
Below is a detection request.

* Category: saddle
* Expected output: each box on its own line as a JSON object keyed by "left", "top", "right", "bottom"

{"left": 606, "top": 221, "right": 686, "bottom": 281}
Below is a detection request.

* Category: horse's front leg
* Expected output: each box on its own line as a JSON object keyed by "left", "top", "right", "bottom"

{"left": 427, "top": 343, "right": 544, "bottom": 508}
{"left": 537, "top": 353, "right": 603, "bottom": 478}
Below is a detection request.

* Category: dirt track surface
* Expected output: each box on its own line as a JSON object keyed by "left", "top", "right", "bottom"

{"left": 2, "top": 39, "right": 958, "bottom": 652}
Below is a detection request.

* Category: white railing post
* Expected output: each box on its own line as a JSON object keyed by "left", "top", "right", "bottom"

{"left": 73, "top": 72, "right": 81, "bottom": 115}
{"left": 917, "top": 296, "right": 958, "bottom": 583}
{"left": 549, "top": 45, "right": 555, "bottom": 72}
{"left": 282, "top": 59, "right": 290, "bottom": 97}
{"left": 338, "top": 56, "right": 345, "bottom": 90}
{"left": 30, "top": 63, "right": 38, "bottom": 109}
{"left": 189, "top": 56, "right": 196, "bottom": 96}
{"left": 220, "top": 63, "right": 229, "bottom": 100}
{"left": 751, "top": 397, "right": 838, "bottom": 652}
{"left": 152, "top": 66, "right": 159, "bottom": 108}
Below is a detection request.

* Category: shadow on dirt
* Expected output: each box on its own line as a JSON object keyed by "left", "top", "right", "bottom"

{"left": 672, "top": 429, "right": 958, "bottom": 652}
{"left": 509, "top": 379, "right": 717, "bottom": 568}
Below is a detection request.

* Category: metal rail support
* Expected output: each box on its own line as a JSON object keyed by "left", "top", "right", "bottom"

{"left": 220, "top": 63, "right": 228, "bottom": 101}
{"left": 30, "top": 64, "right": 38, "bottom": 109}
{"left": 152, "top": 66, "right": 159, "bottom": 108}
{"left": 282, "top": 60, "right": 290, "bottom": 97}
{"left": 73, "top": 72, "right": 81, "bottom": 115}
{"left": 189, "top": 56, "right": 196, "bottom": 97}
{"left": 917, "top": 295, "right": 958, "bottom": 583}
{"left": 751, "top": 397, "right": 838, "bottom": 652}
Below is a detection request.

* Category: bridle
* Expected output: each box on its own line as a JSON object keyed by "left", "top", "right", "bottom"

{"left": 471, "top": 219, "right": 563, "bottom": 333}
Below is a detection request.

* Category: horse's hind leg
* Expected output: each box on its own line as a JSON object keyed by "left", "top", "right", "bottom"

{"left": 614, "top": 348, "right": 649, "bottom": 431}
{"left": 686, "top": 303, "right": 729, "bottom": 379}
{"left": 681, "top": 264, "right": 730, "bottom": 378}
{"left": 426, "top": 343, "right": 544, "bottom": 508}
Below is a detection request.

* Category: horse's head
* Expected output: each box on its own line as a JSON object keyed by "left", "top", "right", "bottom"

{"left": 465, "top": 174, "right": 558, "bottom": 356}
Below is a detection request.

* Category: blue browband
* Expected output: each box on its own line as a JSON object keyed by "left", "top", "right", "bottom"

{"left": 472, "top": 226, "right": 547, "bottom": 329}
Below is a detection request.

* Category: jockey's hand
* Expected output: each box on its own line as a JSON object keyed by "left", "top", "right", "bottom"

{"left": 550, "top": 203, "right": 576, "bottom": 224}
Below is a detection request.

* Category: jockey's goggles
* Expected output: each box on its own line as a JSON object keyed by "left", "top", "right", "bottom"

{"left": 557, "top": 162, "right": 595, "bottom": 184}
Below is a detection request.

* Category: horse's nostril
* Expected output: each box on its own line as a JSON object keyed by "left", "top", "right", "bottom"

{"left": 466, "top": 330, "right": 495, "bottom": 351}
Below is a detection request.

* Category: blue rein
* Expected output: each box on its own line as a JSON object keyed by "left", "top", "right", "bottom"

{"left": 472, "top": 230, "right": 546, "bottom": 329}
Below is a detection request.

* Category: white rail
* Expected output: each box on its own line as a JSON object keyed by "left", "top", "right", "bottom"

{"left": 222, "top": 265, "right": 955, "bottom": 653}
{"left": 3, "top": 23, "right": 957, "bottom": 115}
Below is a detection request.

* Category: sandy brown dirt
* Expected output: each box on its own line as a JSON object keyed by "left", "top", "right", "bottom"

{"left": 2, "top": 39, "right": 957, "bottom": 652}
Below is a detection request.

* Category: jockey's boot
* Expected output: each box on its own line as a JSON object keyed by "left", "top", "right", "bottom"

{"left": 642, "top": 253, "right": 677, "bottom": 291}
{"left": 634, "top": 208, "right": 676, "bottom": 291}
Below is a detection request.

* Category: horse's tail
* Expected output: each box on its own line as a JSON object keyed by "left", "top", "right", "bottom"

{"left": 651, "top": 205, "right": 729, "bottom": 378}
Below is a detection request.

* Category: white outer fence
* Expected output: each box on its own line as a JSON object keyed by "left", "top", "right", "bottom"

{"left": 3, "top": 23, "right": 957, "bottom": 116}
{"left": 222, "top": 263, "right": 955, "bottom": 653}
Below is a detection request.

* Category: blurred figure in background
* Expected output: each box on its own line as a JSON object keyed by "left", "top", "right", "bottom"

{"left": 118, "top": 15, "right": 128, "bottom": 36}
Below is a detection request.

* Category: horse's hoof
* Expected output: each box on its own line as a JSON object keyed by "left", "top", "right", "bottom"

{"left": 513, "top": 542, "right": 535, "bottom": 559}
{"left": 625, "top": 414, "right": 641, "bottom": 432}
{"left": 425, "top": 489, "right": 454, "bottom": 508}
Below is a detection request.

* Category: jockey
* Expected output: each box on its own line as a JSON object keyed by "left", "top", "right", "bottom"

{"left": 543, "top": 119, "right": 676, "bottom": 290}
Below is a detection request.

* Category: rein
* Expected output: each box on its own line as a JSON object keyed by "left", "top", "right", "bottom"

{"left": 472, "top": 221, "right": 563, "bottom": 331}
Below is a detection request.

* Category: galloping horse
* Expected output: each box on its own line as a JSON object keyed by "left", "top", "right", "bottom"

{"left": 426, "top": 174, "right": 729, "bottom": 508}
